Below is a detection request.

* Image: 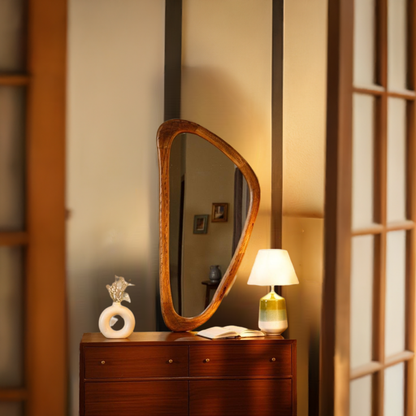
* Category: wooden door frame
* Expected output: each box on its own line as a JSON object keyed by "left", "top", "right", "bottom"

{"left": 26, "top": 1, "right": 67, "bottom": 415}
{"left": 321, "top": 0, "right": 354, "bottom": 414}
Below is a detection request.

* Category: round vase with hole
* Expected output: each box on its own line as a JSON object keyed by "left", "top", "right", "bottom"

{"left": 99, "top": 301, "right": 135, "bottom": 339}
{"left": 98, "top": 275, "right": 135, "bottom": 339}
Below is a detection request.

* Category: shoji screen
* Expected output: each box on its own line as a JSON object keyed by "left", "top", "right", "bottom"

{"left": 0, "top": 1, "right": 67, "bottom": 415}
{"left": 323, "top": 0, "right": 416, "bottom": 414}
{"left": 0, "top": 3, "right": 29, "bottom": 415}
{"left": 350, "top": 0, "right": 415, "bottom": 414}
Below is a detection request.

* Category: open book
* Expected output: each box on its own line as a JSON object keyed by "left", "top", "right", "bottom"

{"left": 196, "top": 325, "right": 265, "bottom": 339}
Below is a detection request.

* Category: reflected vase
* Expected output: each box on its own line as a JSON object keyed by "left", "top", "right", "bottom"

{"left": 209, "top": 265, "right": 222, "bottom": 282}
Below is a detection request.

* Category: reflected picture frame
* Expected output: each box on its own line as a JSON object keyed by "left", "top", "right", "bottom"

{"left": 212, "top": 203, "right": 228, "bottom": 222}
{"left": 193, "top": 215, "right": 209, "bottom": 234}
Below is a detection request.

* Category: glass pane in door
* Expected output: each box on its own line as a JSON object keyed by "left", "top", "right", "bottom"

{"left": 0, "top": 402, "right": 23, "bottom": 416}
{"left": 386, "top": 98, "right": 407, "bottom": 223}
{"left": 0, "top": 86, "right": 26, "bottom": 231}
{"left": 384, "top": 363, "right": 405, "bottom": 416}
{"left": 352, "top": 94, "right": 375, "bottom": 229}
{"left": 0, "top": 247, "right": 24, "bottom": 387}
{"left": 353, "top": 0, "right": 376, "bottom": 87}
{"left": 350, "top": 235, "right": 374, "bottom": 368}
{"left": 0, "top": 0, "right": 26, "bottom": 71}
{"left": 385, "top": 231, "right": 406, "bottom": 357}
{"left": 387, "top": 0, "right": 408, "bottom": 90}
{"left": 350, "top": 375, "right": 372, "bottom": 416}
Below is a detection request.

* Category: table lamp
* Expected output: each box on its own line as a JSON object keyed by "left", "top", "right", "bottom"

{"left": 248, "top": 249, "right": 299, "bottom": 335}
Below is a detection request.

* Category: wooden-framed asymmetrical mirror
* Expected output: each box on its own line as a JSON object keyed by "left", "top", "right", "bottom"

{"left": 158, "top": 119, "right": 260, "bottom": 332}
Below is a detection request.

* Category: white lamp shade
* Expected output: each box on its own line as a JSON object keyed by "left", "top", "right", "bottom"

{"left": 247, "top": 249, "right": 299, "bottom": 286}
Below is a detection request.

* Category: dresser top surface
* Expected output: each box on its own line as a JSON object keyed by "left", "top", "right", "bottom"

{"left": 81, "top": 332, "right": 295, "bottom": 346}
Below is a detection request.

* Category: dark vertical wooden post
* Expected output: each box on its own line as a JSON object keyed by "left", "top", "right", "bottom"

{"left": 157, "top": 0, "right": 183, "bottom": 331}
{"left": 271, "top": 0, "right": 284, "bottom": 301}
{"left": 271, "top": 0, "right": 284, "bottom": 251}
{"left": 164, "top": 0, "right": 182, "bottom": 121}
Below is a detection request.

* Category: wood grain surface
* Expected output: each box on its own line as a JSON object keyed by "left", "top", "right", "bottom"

{"left": 84, "top": 346, "right": 188, "bottom": 379}
{"left": 189, "top": 379, "right": 293, "bottom": 416}
{"left": 80, "top": 334, "right": 297, "bottom": 416}
{"left": 189, "top": 344, "right": 292, "bottom": 378}
{"left": 81, "top": 332, "right": 296, "bottom": 345}
{"left": 85, "top": 381, "right": 188, "bottom": 416}
{"left": 157, "top": 119, "right": 261, "bottom": 331}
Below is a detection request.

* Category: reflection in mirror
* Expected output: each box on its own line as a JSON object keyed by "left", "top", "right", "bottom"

{"left": 169, "top": 134, "right": 249, "bottom": 317}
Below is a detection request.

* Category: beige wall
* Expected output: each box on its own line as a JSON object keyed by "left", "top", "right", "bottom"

{"left": 66, "top": 1, "right": 327, "bottom": 415}
{"left": 283, "top": 217, "right": 324, "bottom": 416}
{"left": 67, "top": 0, "right": 274, "bottom": 413}
{"left": 282, "top": 0, "right": 328, "bottom": 415}
{"left": 66, "top": 1, "right": 165, "bottom": 414}
{"left": 283, "top": 0, "right": 327, "bottom": 218}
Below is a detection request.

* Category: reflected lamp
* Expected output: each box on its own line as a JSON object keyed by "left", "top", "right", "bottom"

{"left": 248, "top": 249, "right": 299, "bottom": 335}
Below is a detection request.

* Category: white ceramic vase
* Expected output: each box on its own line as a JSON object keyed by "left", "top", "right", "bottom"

{"left": 99, "top": 302, "right": 135, "bottom": 339}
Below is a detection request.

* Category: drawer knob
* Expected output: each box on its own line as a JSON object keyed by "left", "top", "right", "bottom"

{"left": 101, "top": 361, "right": 106, "bottom": 365}
{"left": 204, "top": 358, "right": 210, "bottom": 363}
{"left": 168, "top": 359, "right": 174, "bottom": 364}
{"left": 271, "top": 357, "right": 276, "bottom": 362}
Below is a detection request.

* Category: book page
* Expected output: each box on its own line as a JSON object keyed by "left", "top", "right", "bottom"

{"left": 223, "top": 326, "right": 264, "bottom": 337}
{"left": 197, "top": 326, "right": 264, "bottom": 339}
{"left": 222, "top": 326, "right": 248, "bottom": 334}
{"left": 197, "top": 326, "right": 235, "bottom": 339}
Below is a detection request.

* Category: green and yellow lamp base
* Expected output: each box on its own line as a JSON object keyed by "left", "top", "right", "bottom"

{"left": 258, "top": 289, "right": 288, "bottom": 336}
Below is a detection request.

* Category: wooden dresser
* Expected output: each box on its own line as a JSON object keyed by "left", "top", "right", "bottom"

{"left": 80, "top": 332, "right": 297, "bottom": 416}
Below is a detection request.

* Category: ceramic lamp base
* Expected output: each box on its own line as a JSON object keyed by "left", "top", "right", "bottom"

{"left": 258, "top": 290, "right": 288, "bottom": 336}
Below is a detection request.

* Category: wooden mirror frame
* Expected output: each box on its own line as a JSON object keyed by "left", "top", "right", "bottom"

{"left": 157, "top": 119, "right": 261, "bottom": 331}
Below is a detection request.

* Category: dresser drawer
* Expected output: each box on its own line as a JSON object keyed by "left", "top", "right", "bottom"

{"left": 189, "top": 344, "right": 292, "bottom": 377}
{"left": 190, "top": 379, "right": 293, "bottom": 416}
{"left": 85, "top": 381, "right": 188, "bottom": 416}
{"left": 84, "top": 346, "right": 188, "bottom": 379}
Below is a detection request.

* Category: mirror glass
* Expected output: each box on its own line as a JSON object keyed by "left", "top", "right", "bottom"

{"left": 169, "top": 133, "right": 249, "bottom": 317}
